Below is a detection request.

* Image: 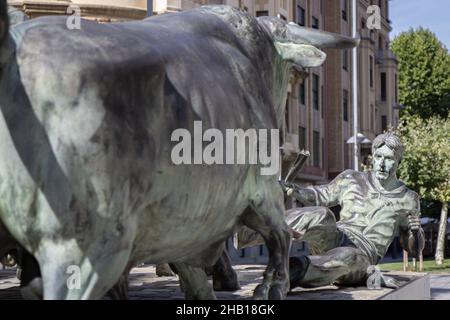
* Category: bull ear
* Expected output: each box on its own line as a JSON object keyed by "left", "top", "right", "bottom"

{"left": 275, "top": 42, "right": 326, "bottom": 68}
{"left": 286, "top": 22, "right": 360, "bottom": 49}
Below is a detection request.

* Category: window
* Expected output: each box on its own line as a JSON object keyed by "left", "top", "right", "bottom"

{"left": 380, "top": 72, "right": 387, "bottom": 101}
{"left": 296, "top": 5, "right": 305, "bottom": 26}
{"left": 343, "top": 49, "right": 348, "bottom": 70}
{"left": 313, "top": 131, "right": 320, "bottom": 167}
{"left": 312, "top": 17, "right": 319, "bottom": 29}
{"left": 321, "top": 85, "right": 324, "bottom": 118}
{"left": 322, "top": 138, "right": 325, "bottom": 167}
{"left": 256, "top": 10, "right": 269, "bottom": 17}
{"left": 381, "top": 115, "right": 387, "bottom": 132}
{"left": 343, "top": 89, "right": 349, "bottom": 122}
{"left": 299, "top": 127, "right": 306, "bottom": 151}
{"left": 342, "top": 0, "right": 348, "bottom": 21}
{"left": 369, "top": 56, "right": 374, "bottom": 88}
{"left": 299, "top": 81, "right": 305, "bottom": 105}
{"left": 386, "top": 0, "right": 389, "bottom": 21}
{"left": 313, "top": 74, "right": 319, "bottom": 110}
{"left": 370, "top": 105, "right": 374, "bottom": 131}
{"left": 375, "top": 108, "right": 379, "bottom": 132}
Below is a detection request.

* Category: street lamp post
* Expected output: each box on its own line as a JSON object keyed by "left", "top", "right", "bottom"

{"left": 347, "top": 133, "right": 371, "bottom": 169}
{"left": 147, "top": 0, "right": 153, "bottom": 17}
{"left": 351, "top": 0, "right": 359, "bottom": 171}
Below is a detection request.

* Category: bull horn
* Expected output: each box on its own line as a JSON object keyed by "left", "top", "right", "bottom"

{"left": 286, "top": 22, "right": 360, "bottom": 49}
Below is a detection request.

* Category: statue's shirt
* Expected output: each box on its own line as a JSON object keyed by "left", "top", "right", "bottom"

{"left": 307, "top": 170, "right": 420, "bottom": 264}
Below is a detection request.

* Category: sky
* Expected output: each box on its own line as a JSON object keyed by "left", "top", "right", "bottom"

{"left": 390, "top": 0, "right": 450, "bottom": 49}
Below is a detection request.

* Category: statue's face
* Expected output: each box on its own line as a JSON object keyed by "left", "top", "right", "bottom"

{"left": 372, "top": 145, "right": 399, "bottom": 181}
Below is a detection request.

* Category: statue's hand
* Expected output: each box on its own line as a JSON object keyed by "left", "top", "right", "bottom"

{"left": 279, "top": 180, "right": 295, "bottom": 194}
{"left": 380, "top": 274, "right": 401, "bottom": 289}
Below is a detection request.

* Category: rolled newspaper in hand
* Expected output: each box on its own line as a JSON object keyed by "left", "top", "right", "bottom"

{"left": 287, "top": 188, "right": 294, "bottom": 196}
{"left": 284, "top": 150, "right": 310, "bottom": 184}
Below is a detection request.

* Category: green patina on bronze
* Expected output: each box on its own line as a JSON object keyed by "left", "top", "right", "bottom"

{"left": 286, "top": 132, "right": 424, "bottom": 288}
{"left": 239, "top": 132, "right": 424, "bottom": 289}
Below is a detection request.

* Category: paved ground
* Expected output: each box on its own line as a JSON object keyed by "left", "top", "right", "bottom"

{"left": 429, "top": 273, "right": 450, "bottom": 300}
{"left": 0, "top": 264, "right": 445, "bottom": 300}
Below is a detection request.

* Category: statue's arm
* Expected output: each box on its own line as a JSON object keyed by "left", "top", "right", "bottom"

{"left": 284, "top": 185, "right": 316, "bottom": 205}
{"left": 282, "top": 170, "right": 349, "bottom": 207}
{"left": 398, "top": 193, "right": 425, "bottom": 259}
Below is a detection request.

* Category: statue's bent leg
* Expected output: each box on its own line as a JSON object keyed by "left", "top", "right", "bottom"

{"left": 171, "top": 262, "right": 216, "bottom": 300}
{"left": 212, "top": 248, "right": 240, "bottom": 291}
{"left": 288, "top": 207, "right": 341, "bottom": 254}
{"left": 237, "top": 206, "right": 339, "bottom": 254}
{"left": 290, "top": 247, "right": 371, "bottom": 289}
{"left": 243, "top": 184, "right": 291, "bottom": 300}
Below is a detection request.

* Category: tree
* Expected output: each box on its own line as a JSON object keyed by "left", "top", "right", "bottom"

{"left": 391, "top": 28, "right": 450, "bottom": 119}
{"left": 397, "top": 116, "right": 450, "bottom": 265}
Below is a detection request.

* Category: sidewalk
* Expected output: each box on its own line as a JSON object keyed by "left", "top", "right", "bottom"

{"left": 0, "top": 264, "right": 446, "bottom": 300}
{"left": 430, "top": 273, "right": 450, "bottom": 300}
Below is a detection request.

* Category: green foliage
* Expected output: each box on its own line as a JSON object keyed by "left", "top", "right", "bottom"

{"left": 380, "top": 258, "right": 450, "bottom": 273}
{"left": 397, "top": 116, "right": 450, "bottom": 203}
{"left": 391, "top": 28, "right": 450, "bottom": 119}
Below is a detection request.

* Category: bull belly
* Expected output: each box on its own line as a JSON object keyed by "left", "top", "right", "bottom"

{"left": 130, "top": 203, "right": 245, "bottom": 264}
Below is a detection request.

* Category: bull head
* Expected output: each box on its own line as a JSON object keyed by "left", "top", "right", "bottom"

{"left": 200, "top": 5, "right": 359, "bottom": 127}
{"left": 258, "top": 16, "right": 360, "bottom": 68}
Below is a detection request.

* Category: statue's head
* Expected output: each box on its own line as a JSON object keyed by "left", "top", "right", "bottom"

{"left": 371, "top": 132, "right": 404, "bottom": 182}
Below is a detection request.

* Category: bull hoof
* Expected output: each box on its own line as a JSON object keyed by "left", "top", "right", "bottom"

{"left": 253, "top": 284, "right": 269, "bottom": 300}
{"left": 268, "top": 285, "right": 284, "bottom": 300}
{"left": 213, "top": 275, "right": 241, "bottom": 291}
{"left": 20, "top": 277, "right": 43, "bottom": 300}
{"left": 185, "top": 288, "right": 217, "bottom": 300}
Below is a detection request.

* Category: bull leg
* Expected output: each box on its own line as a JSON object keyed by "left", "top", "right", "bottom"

{"left": 36, "top": 239, "right": 132, "bottom": 300}
{"left": 243, "top": 186, "right": 291, "bottom": 300}
{"left": 17, "top": 249, "right": 43, "bottom": 300}
{"left": 171, "top": 262, "right": 216, "bottom": 300}
{"left": 212, "top": 249, "right": 240, "bottom": 291}
{"left": 105, "top": 269, "right": 130, "bottom": 300}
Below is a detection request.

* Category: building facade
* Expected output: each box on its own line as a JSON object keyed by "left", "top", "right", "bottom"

{"left": 8, "top": 0, "right": 147, "bottom": 21}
